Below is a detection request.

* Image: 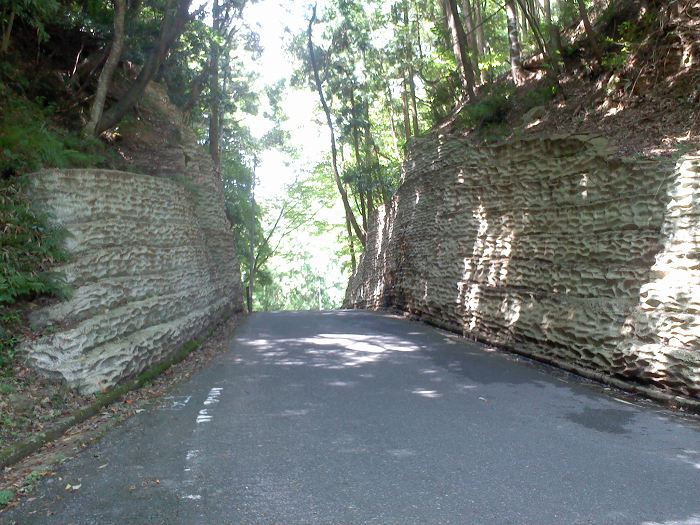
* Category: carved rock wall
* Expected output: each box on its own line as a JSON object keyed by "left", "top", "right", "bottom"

{"left": 24, "top": 165, "right": 244, "bottom": 393}
{"left": 346, "top": 135, "right": 700, "bottom": 401}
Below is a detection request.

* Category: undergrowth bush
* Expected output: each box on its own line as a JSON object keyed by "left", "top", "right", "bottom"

{"left": 0, "top": 86, "right": 105, "bottom": 371}
{"left": 520, "top": 84, "right": 557, "bottom": 112}
{"left": 0, "top": 176, "right": 70, "bottom": 371}
{"left": 0, "top": 90, "right": 105, "bottom": 177}
{"left": 457, "top": 85, "right": 514, "bottom": 130}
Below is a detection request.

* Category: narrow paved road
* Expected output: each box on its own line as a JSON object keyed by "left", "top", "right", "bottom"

{"left": 4, "top": 311, "right": 700, "bottom": 524}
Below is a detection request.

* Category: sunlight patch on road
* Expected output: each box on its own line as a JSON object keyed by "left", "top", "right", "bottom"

{"left": 248, "top": 332, "right": 422, "bottom": 369}
{"left": 411, "top": 388, "right": 442, "bottom": 399}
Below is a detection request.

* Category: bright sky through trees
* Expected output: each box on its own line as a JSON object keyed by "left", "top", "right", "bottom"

{"left": 237, "top": 0, "right": 349, "bottom": 309}
{"left": 243, "top": 0, "right": 331, "bottom": 201}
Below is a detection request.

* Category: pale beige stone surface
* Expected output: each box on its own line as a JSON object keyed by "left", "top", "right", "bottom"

{"left": 346, "top": 134, "right": 700, "bottom": 401}
{"left": 23, "top": 166, "right": 244, "bottom": 393}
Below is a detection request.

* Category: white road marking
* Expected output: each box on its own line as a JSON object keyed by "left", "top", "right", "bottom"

{"left": 196, "top": 387, "right": 223, "bottom": 423}
{"left": 180, "top": 387, "right": 224, "bottom": 501}
{"left": 203, "top": 387, "right": 223, "bottom": 406}
{"left": 196, "top": 409, "right": 212, "bottom": 423}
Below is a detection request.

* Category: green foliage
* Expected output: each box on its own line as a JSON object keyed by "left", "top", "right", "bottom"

{"left": 457, "top": 85, "right": 514, "bottom": 130}
{"left": 20, "top": 469, "right": 47, "bottom": 494}
{"left": 0, "top": 93, "right": 105, "bottom": 177}
{"left": 601, "top": 47, "right": 628, "bottom": 71}
{"left": 520, "top": 84, "right": 557, "bottom": 112}
{"left": 602, "top": 12, "right": 655, "bottom": 72}
{"left": 256, "top": 257, "right": 344, "bottom": 311}
{"left": 1, "top": 176, "right": 70, "bottom": 370}
{"left": 0, "top": 488, "right": 14, "bottom": 507}
{"left": 0, "top": 177, "right": 70, "bottom": 305}
{"left": 1, "top": 0, "right": 60, "bottom": 44}
{"left": 618, "top": 13, "right": 656, "bottom": 44}
{"left": 0, "top": 317, "right": 19, "bottom": 371}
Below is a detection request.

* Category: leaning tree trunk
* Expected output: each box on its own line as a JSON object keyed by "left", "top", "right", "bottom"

{"left": 505, "top": 0, "right": 526, "bottom": 85}
{"left": 1, "top": 8, "right": 15, "bottom": 54}
{"left": 475, "top": 0, "right": 485, "bottom": 54}
{"left": 402, "top": 1, "right": 420, "bottom": 136}
{"left": 208, "top": 0, "right": 222, "bottom": 177}
{"left": 401, "top": 86, "right": 412, "bottom": 141}
{"left": 307, "top": 5, "right": 365, "bottom": 247}
{"left": 345, "top": 213, "right": 357, "bottom": 275}
{"left": 85, "top": 0, "right": 126, "bottom": 136}
{"left": 247, "top": 164, "right": 257, "bottom": 313}
{"left": 96, "top": 0, "right": 192, "bottom": 135}
{"left": 576, "top": 0, "right": 602, "bottom": 65}
{"left": 442, "top": 0, "right": 476, "bottom": 99}
{"left": 462, "top": 0, "right": 480, "bottom": 79}
{"left": 542, "top": 0, "right": 563, "bottom": 75}
{"left": 515, "top": 0, "right": 548, "bottom": 59}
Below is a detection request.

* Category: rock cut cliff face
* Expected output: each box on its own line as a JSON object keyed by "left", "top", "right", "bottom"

{"left": 346, "top": 134, "right": 700, "bottom": 402}
{"left": 22, "top": 85, "right": 245, "bottom": 393}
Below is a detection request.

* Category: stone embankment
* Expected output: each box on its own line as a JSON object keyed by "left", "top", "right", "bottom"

{"left": 346, "top": 134, "right": 700, "bottom": 402}
{"left": 24, "top": 145, "right": 244, "bottom": 392}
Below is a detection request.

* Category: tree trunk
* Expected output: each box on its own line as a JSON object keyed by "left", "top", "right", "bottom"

{"left": 461, "top": 0, "right": 480, "bottom": 78}
{"left": 401, "top": 86, "right": 411, "bottom": 142}
{"left": 505, "top": 0, "right": 526, "bottom": 85}
{"left": 384, "top": 79, "right": 402, "bottom": 158}
{"left": 474, "top": 0, "right": 488, "bottom": 83}
{"left": 1, "top": 9, "right": 15, "bottom": 54}
{"left": 576, "top": 0, "right": 602, "bottom": 64}
{"left": 209, "top": 0, "right": 222, "bottom": 176}
{"left": 181, "top": 65, "right": 209, "bottom": 120}
{"left": 402, "top": 1, "right": 420, "bottom": 136}
{"left": 542, "top": 0, "right": 563, "bottom": 74}
{"left": 442, "top": 0, "right": 476, "bottom": 98}
{"left": 475, "top": 0, "right": 485, "bottom": 54}
{"left": 362, "top": 100, "right": 377, "bottom": 214}
{"left": 307, "top": 6, "right": 365, "bottom": 247}
{"left": 345, "top": 213, "right": 357, "bottom": 275}
{"left": 247, "top": 163, "right": 257, "bottom": 313}
{"left": 408, "top": 74, "right": 419, "bottom": 136}
{"left": 95, "top": 0, "right": 192, "bottom": 135}
{"left": 84, "top": 0, "right": 126, "bottom": 136}
{"left": 515, "top": 0, "right": 547, "bottom": 58}
{"left": 349, "top": 85, "right": 369, "bottom": 233}
{"left": 544, "top": 0, "right": 553, "bottom": 49}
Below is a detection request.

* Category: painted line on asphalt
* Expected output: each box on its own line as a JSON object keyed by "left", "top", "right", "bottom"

{"left": 181, "top": 386, "right": 224, "bottom": 502}
{"left": 196, "top": 387, "right": 223, "bottom": 423}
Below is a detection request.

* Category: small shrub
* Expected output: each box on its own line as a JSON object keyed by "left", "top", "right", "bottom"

{"left": 15, "top": 469, "right": 52, "bottom": 496}
{"left": 520, "top": 84, "right": 557, "bottom": 112}
{"left": 0, "top": 94, "right": 105, "bottom": 177}
{"left": 0, "top": 177, "right": 70, "bottom": 305}
{"left": 457, "top": 85, "right": 514, "bottom": 130}
{"left": 1, "top": 177, "right": 71, "bottom": 371}
{"left": 0, "top": 489, "right": 14, "bottom": 507}
{"left": 602, "top": 43, "right": 630, "bottom": 71}
{"left": 602, "top": 13, "right": 655, "bottom": 72}
{"left": 0, "top": 324, "right": 18, "bottom": 371}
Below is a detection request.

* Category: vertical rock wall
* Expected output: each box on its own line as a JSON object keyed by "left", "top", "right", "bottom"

{"left": 346, "top": 134, "right": 700, "bottom": 401}
{"left": 24, "top": 165, "right": 244, "bottom": 393}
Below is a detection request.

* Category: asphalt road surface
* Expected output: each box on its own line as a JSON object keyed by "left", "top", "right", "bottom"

{"left": 4, "top": 310, "right": 700, "bottom": 525}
